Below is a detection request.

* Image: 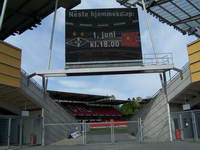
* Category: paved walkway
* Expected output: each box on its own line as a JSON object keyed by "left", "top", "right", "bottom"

{"left": 21, "top": 142, "right": 200, "bottom": 150}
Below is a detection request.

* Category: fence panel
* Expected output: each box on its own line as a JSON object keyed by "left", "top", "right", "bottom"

{"left": 44, "top": 120, "right": 142, "bottom": 145}
{"left": 114, "top": 121, "right": 140, "bottom": 143}
{"left": 45, "top": 123, "right": 84, "bottom": 145}
{"left": 171, "top": 110, "right": 200, "bottom": 141}
{"left": 0, "top": 116, "right": 42, "bottom": 148}
{"left": 86, "top": 122, "right": 112, "bottom": 144}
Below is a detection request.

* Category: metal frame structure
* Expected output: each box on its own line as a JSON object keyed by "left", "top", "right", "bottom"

{"left": 117, "top": 0, "right": 200, "bottom": 38}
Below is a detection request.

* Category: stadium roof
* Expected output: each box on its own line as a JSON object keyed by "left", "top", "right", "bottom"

{"left": 118, "top": 0, "right": 200, "bottom": 38}
{"left": 0, "top": 0, "right": 80, "bottom": 40}
{"left": 48, "top": 90, "right": 128, "bottom": 105}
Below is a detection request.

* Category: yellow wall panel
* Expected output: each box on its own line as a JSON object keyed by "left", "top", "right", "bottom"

{"left": 191, "top": 72, "right": 200, "bottom": 83}
{"left": 188, "top": 39, "right": 200, "bottom": 83}
{"left": 0, "top": 64, "right": 21, "bottom": 78}
{"left": 189, "top": 52, "right": 200, "bottom": 64}
{"left": 188, "top": 39, "right": 200, "bottom": 55}
{"left": 0, "top": 42, "right": 21, "bottom": 59}
{"left": 0, "top": 53, "right": 21, "bottom": 68}
{"left": 0, "top": 74, "right": 20, "bottom": 88}
{"left": 0, "top": 41, "right": 21, "bottom": 88}
{"left": 190, "top": 61, "right": 200, "bottom": 73}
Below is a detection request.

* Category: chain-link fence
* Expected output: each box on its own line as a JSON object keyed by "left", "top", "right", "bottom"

{"left": 0, "top": 116, "right": 42, "bottom": 148}
{"left": 171, "top": 110, "right": 200, "bottom": 141}
{"left": 44, "top": 119, "right": 143, "bottom": 145}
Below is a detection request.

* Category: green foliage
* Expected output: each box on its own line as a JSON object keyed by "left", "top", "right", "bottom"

{"left": 120, "top": 101, "right": 140, "bottom": 115}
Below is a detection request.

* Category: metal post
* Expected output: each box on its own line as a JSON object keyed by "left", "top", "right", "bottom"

{"left": 42, "top": 108, "right": 45, "bottom": 146}
{"left": 82, "top": 121, "right": 85, "bottom": 144}
{"left": 112, "top": 121, "right": 115, "bottom": 143}
{"left": 19, "top": 118, "right": 23, "bottom": 146}
{"left": 45, "top": 0, "right": 59, "bottom": 90}
{"left": 84, "top": 121, "right": 87, "bottom": 144}
{"left": 139, "top": 118, "right": 143, "bottom": 143}
{"left": 0, "top": 0, "right": 8, "bottom": 31}
{"left": 141, "top": 0, "right": 157, "bottom": 63}
{"left": 7, "top": 118, "right": 11, "bottom": 147}
{"left": 179, "top": 113, "right": 184, "bottom": 140}
{"left": 192, "top": 112, "right": 198, "bottom": 141}
{"left": 167, "top": 103, "right": 173, "bottom": 142}
{"left": 47, "top": 0, "right": 59, "bottom": 70}
{"left": 110, "top": 120, "right": 115, "bottom": 143}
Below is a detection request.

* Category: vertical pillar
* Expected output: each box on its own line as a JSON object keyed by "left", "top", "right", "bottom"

{"left": 41, "top": 109, "right": 45, "bottom": 146}
{"left": 84, "top": 121, "right": 87, "bottom": 144}
{"left": 139, "top": 118, "right": 143, "bottom": 143}
{"left": 110, "top": 120, "right": 115, "bottom": 143}
{"left": 82, "top": 120, "right": 85, "bottom": 145}
{"left": 7, "top": 118, "right": 11, "bottom": 147}
{"left": 160, "top": 73, "right": 173, "bottom": 142}
{"left": 19, "top": 118, "right": 23, "bottom": 146}
{"left": 167, "top": 103, "right": 173, "bottom": 142}
{"left": 192, "top": 112, "right": 198, "bottom": 141}
{"left": 179, "top": 113, "right": 184, "bottom": 140}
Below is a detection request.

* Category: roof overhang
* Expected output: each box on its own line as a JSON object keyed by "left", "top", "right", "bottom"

{"left": 117, "top": 0, "right": 200, "bottom": 38}
{"left": 48, "top": 90, "right": 128, "bottom": 105}
{"left": 0, "top": 0, "right": 80, "bottom": 40}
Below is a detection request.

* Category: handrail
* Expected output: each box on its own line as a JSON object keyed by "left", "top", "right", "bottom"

{"left": 151, "top": 62, "right": 189, "bottom": 99}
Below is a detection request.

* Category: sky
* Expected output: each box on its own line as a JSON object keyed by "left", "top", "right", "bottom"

{"left": 6, "top": 0, "right": 197, "bottom": 100}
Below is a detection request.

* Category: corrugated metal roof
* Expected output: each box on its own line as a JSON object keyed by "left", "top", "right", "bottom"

{"left": 0, "top": 0, "right": 80, "bottom": 40}
{"left": 145, "top": 0, "right": 200, "bottom": 37}
{"left": 117, "top": 0, "right": 200, "bottom": 37}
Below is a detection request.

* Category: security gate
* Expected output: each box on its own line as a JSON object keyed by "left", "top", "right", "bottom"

{"left": 171, "top": 110, "right": 200, "bottom": 141}
{"left": 44, "top": 119, "right": 143, "bottom": 145}
{"left": 0, "top": 116, "right": 42, "bottom": 147}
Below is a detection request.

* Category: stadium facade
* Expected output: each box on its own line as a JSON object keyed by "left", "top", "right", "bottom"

{"left": 0, "top": 0, "right": 200, "bottom": 147}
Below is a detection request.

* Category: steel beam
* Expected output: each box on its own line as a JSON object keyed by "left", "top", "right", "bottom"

{"left": 30, "top": 64, "right": 176, "bottom": 77}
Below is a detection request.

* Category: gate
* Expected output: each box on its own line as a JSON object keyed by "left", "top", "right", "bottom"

{"left": 171, "top": 111, "right": 199, "bottom": 141}
{"left": 44, "top": 119, "right": 143, "bottom": 145}
{"left": 0, "top": 116, "right": 42, "bottom": 147}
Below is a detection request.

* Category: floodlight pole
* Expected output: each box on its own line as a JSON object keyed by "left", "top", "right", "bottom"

{"left": 45, "top": 0, "right": 59, "bottom": 90}
{"left": 0, "top": 0, "right": 8, "bottom": 31}
{"left": 48, "top": 0, "right": 59, "bottom": 70}
{"left": 141, "top": 0, "right": 158, "bottom": 63}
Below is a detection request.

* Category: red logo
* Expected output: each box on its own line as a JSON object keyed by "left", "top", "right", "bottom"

{"left": 121, "top": 32, "right": 140, "bottom": 47}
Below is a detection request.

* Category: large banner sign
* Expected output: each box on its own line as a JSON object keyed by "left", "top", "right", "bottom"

{"left": 65, "top": 8, "right": 142, "bottom": 64}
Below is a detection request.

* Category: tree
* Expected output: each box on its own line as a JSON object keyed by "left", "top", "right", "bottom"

{"left": 120, "top": 100, "right": 140, "bottom": 115}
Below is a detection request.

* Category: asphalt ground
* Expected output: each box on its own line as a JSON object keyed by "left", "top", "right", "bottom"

{"left": 23, "top": 142, "right": 200, "bottom": 150}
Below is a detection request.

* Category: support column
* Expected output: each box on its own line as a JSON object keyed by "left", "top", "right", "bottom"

{"left": 192, "top": 112, "right": 198, "bottom": 141}
{"left": 42, "top": 109, "right": 45, "bottom": 146}
{"left": 179, "top": 113, "right": 184, "bottom": 140}
{"left": 19, "top": 118, "right": 23, "bottom": 146}
{"left": 160, "top": 73, "right": 173, "bottom": 142}
{"left": 7, "top": 118, "right": 11, "bottom": 147}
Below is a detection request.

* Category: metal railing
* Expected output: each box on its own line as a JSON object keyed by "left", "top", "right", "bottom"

{"left": 142, "top": 53, "right": 173, "bottom": 66}
{"left": 150, "top": 62, "right": 189, "bottom": 99}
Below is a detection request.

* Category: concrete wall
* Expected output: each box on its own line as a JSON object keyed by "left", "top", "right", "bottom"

{"left": 132, "top": 90, "right": 170, "bottom": 142}
{"left": 130, "top": 62, "right": 193, "bottom": 142}
{"left": 20, "top": 71, "right": 76, "bottom": 145}
{"left": 167, "top": 67, "right": 192, "bottom": 102}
